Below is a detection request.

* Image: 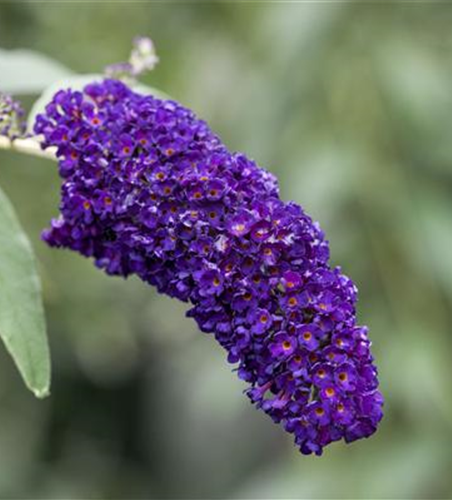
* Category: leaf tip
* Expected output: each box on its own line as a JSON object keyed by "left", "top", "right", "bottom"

{"left": 32, "top": 386, "right": 51, "bottom": 399}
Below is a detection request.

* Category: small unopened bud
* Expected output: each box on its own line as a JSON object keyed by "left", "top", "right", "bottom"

{"left": 104, "top": 36, "right": 159, "bottom": 83}
{"left": 129, "top": 36, "right": 159, "bottom": 76}
{"left": 0, "top": 93, "right": 26, "bottom": 139}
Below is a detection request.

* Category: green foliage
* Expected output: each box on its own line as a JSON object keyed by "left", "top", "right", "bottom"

{"left": 0, "top": 48, "right": 72, "bottom": 94}
{"left": 0, "top": 185, "right": 50, "bottom": 398}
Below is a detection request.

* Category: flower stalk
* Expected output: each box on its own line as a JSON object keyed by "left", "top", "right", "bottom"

{"left": 0, "top": 91, "right": 56, "bottom": 161}
{"left": 0, "top": 135, "right": 57, "bottom": 161}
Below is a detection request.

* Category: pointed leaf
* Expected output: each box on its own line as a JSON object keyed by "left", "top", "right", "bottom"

{"left": 0, "top": 185, "right": 50, "bottom": 398}
{"left": 0, "top": 48, "right": 73, "bottom": 94}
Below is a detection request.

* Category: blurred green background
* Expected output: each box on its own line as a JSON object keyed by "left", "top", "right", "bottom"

{"left": 1, "top": 2, "right": 452, "bottom": 498}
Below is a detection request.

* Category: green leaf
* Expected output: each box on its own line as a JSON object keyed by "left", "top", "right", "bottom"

{"left": 0, "top": 185, "right": 50, "bottom": 398}
{"left": 27, "top": 74, "right": 170, "bottom": 132}
{"left": 0, "top": 48, "right": 73, "bottom": 95}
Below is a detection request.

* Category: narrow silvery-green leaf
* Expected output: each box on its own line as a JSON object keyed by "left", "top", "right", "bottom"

{"left": 27, "top": 74, "right": 170, "bottom": 132}
{"left": 0, "top": 48, "right": 73, "bottom": 94}
{"left": 0, "top": 185, "right": 50, "bottom": 398}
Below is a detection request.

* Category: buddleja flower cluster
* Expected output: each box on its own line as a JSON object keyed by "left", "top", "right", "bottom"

{"left": 0, "top": 92, "right": 26, "bottom": 139}
{"left": 35, "top": 79, "right": 383, "bottom": 455}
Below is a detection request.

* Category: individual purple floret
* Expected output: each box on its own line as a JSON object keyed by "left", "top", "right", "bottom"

{"left": 35, "top": 79, "right": 383, "bottom": 455}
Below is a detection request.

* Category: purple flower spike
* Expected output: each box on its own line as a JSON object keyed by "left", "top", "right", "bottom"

{"left": 35, "top": 78, "right": 383, "bottom": 456}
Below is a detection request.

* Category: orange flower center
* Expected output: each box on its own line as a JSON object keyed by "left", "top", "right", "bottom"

{"left": 303, "top": 332, "right": 312, "bottom": 341}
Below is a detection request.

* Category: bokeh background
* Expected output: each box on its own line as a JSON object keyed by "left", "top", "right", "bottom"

{"left": 1, "top": 2, "right": 452, "bottom": 498}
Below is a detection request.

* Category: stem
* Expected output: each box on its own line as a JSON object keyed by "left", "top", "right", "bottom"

{"left": 0, "top": 135, "right": 57, "bottom": 161}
